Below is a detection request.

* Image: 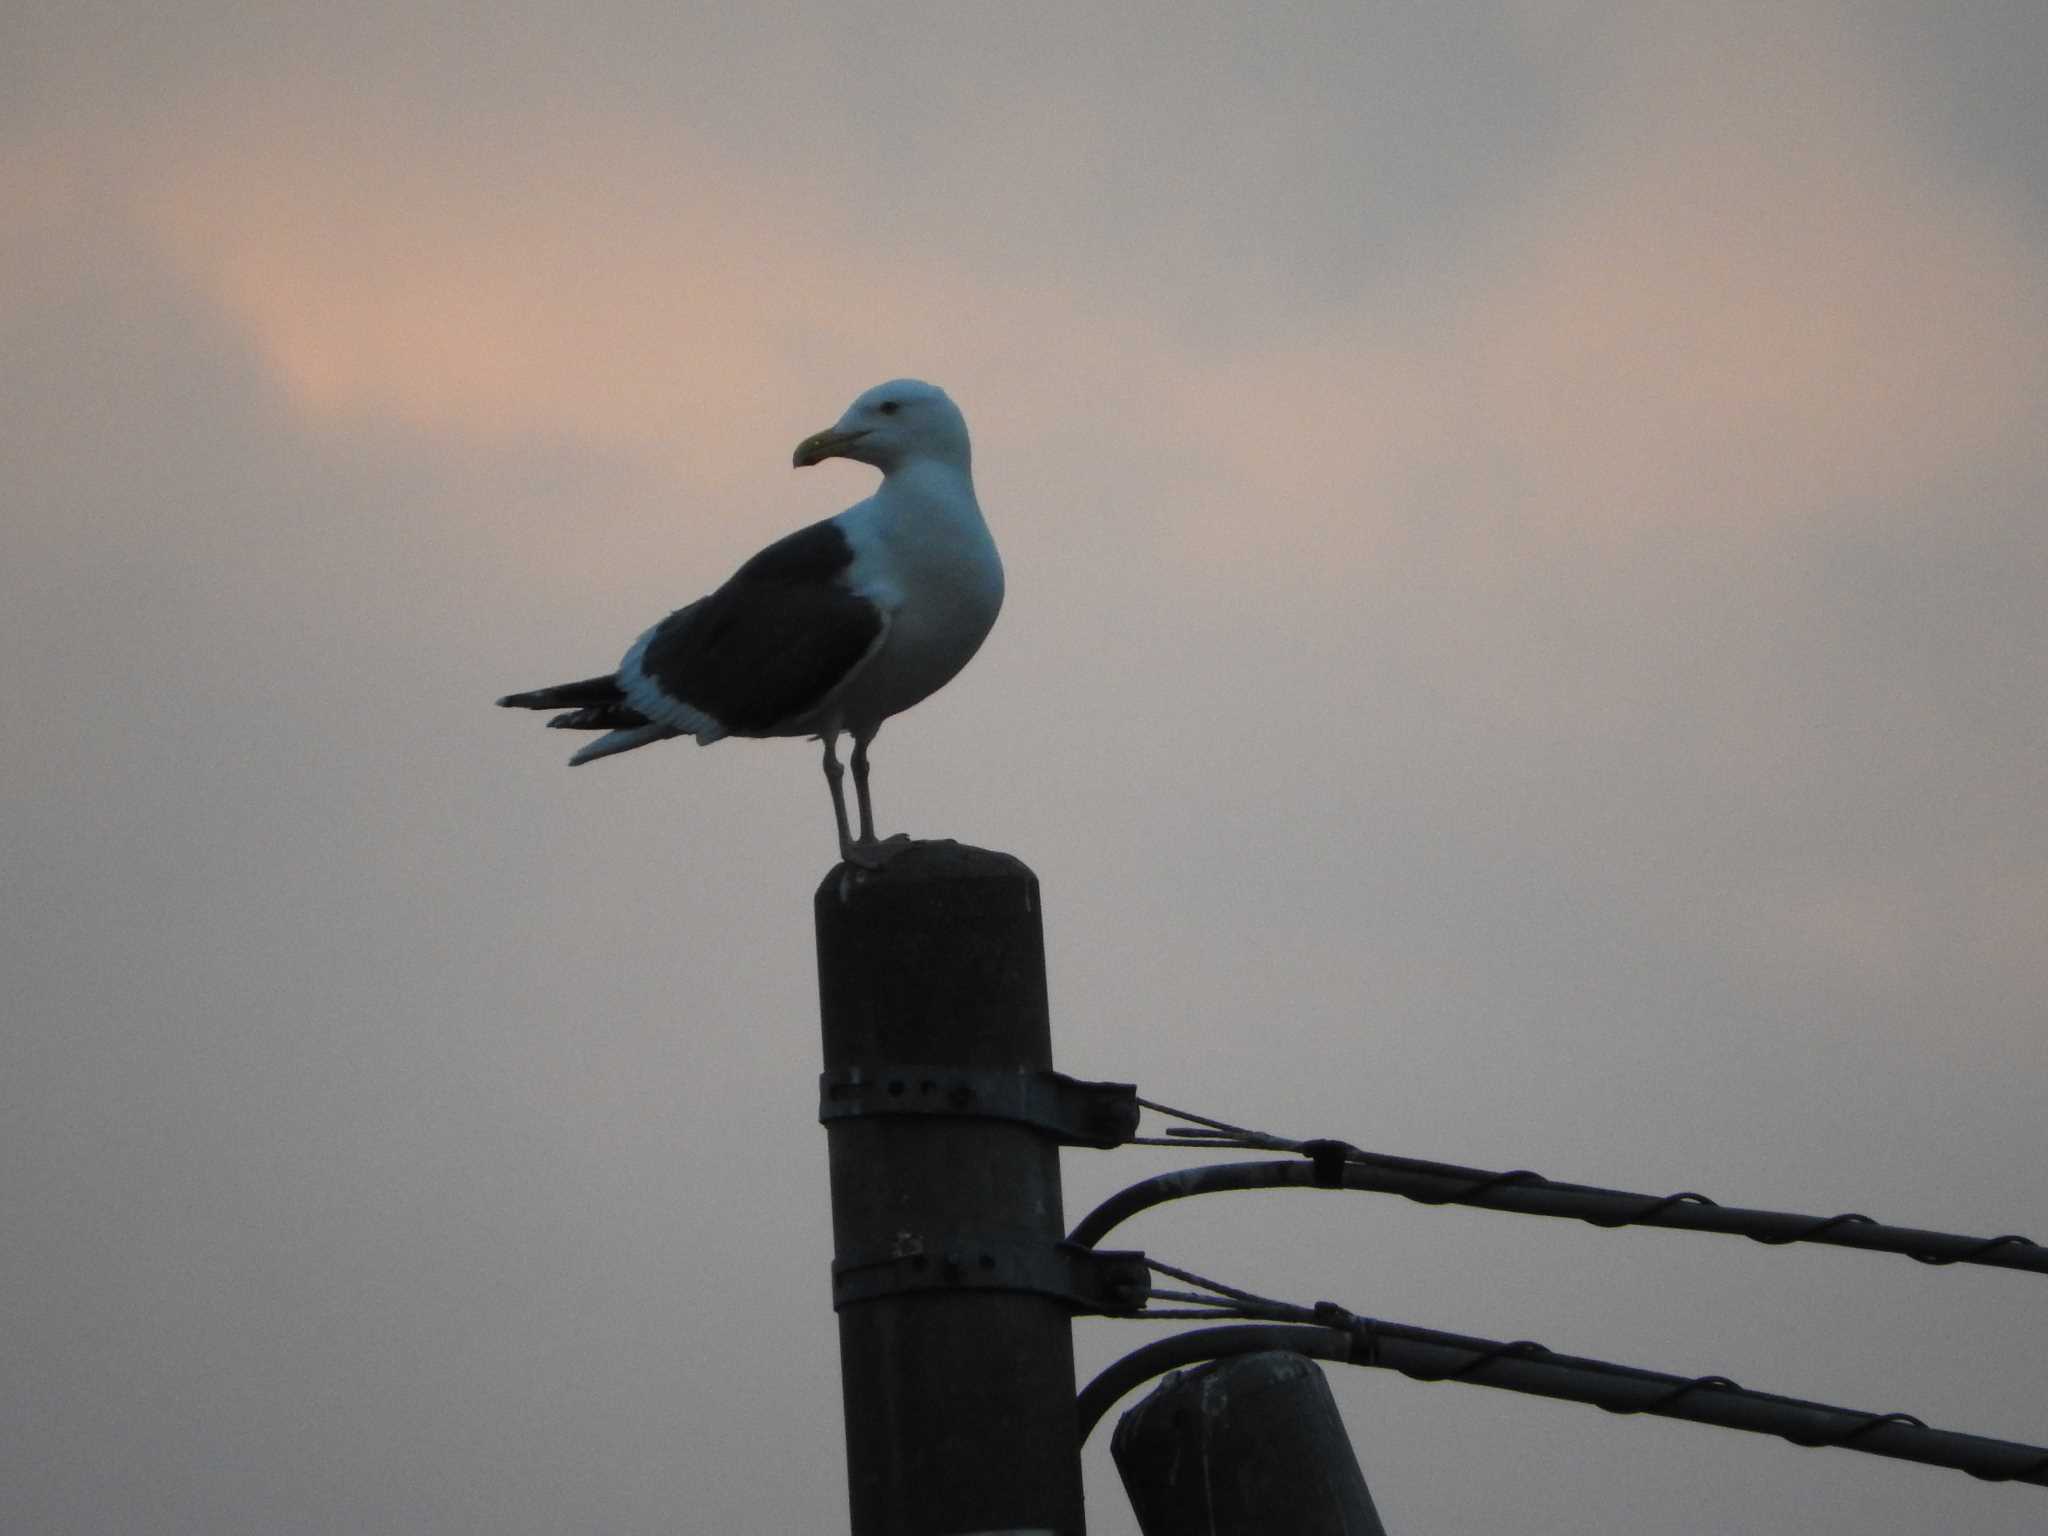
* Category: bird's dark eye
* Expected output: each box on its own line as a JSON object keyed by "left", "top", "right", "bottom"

{"left": 878, "top": 400, "right": 899, "bottom": 415}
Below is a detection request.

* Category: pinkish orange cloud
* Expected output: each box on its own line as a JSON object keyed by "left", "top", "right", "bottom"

{"left": 105, "top": 13, "right": 2048, "bottom": 593}
{"left": 142, "top": 117, "right": 903, "bottom": 462}
{"left": 129, "top": 100, "right": 1181, "bottom": 499}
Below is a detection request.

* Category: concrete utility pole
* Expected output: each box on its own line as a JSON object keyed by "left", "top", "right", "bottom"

{"left": 1113, "top": 1352, "right": 1390, "bottom": 1535}
{"left": 815, "top": 843, "right": 1135, "bottom": 1536}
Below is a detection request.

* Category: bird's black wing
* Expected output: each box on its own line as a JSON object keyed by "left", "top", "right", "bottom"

{"left": 633, "top": 519, "right": 885, "bottom": 735}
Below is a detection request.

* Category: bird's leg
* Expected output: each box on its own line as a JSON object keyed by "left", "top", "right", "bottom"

{"left": 821, "top": 734, "right": 857, "bottom": 861}
{"left": 851, "top": 734, "right": 878, "bottom": 845}
{"left": 846, "top": 730, "right": 911, "bottom": 868}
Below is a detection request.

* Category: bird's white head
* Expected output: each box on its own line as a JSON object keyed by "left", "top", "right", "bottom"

{"left": 792, "top": 379, "right": 970, "bottom": 475}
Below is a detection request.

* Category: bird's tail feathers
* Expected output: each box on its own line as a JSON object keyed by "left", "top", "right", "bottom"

{"left": 497, "top": 675, "right": 623, "bottom": 711}
{"left": 544, "top": 702, "right": 650, "bottom": 733}
{"left": 568, "top": 723, "right": 682, "bottom": 766}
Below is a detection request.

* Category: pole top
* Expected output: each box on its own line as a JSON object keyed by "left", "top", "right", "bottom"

{"left": 815, "top": 840, "right": 1036, "bottom": 906}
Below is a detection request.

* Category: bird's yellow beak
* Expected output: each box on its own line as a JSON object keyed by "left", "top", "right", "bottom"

{"left": 792, "top": 427, "right": 871, "bottom": 468}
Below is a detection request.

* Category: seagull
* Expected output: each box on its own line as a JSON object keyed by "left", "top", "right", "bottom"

{"left": 497, "top": 379, "right": 1003, "bottom": 867}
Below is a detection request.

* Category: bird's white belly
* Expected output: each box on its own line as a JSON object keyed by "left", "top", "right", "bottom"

{"left": 829, "top": 517, "right": 1003, "bottom": 732}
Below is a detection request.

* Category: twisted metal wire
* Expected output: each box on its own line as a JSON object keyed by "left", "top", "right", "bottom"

{"left": 1072, "top": 1099, "right": 2048, "bottom": 1275}
{"left": 1080, "top": 1260, "right": 2048, "bottom": 1488}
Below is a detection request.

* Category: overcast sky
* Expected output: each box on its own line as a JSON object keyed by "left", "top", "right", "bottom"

{"left": 7, "top": 3, "right": 2047, "bottom": 1531}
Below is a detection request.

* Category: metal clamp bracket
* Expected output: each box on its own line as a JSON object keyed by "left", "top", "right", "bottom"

{"left": 819, "top": 1065, "right": 1139, "bottom": 1148}
{"left": 832, "top": 1230, "right": 1150, "bottom": 1314}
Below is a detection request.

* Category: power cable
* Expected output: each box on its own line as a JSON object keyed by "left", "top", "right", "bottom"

{"left": 1077, "top": 1266, "right": 2048, "bottom": 1489}
{"left": 1071, "top": 1099, "right": 2047, "bottom": 1276}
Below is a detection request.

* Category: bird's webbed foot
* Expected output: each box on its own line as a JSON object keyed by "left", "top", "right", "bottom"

{"left": 840, "top": 833, "right": 915, "bottom": 870}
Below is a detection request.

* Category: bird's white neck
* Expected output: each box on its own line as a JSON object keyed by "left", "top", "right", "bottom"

{"left": 875, "top": 458, "right": 982, "bottom": 528}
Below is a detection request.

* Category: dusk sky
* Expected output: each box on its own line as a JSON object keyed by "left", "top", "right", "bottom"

{"left": 7, "top": 3, "right": 2047, "bottom": 1531}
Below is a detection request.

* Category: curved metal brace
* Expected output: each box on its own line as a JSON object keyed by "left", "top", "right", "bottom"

{"left": 1078, "top": 1325, "right": 1347, "bottom": 1443}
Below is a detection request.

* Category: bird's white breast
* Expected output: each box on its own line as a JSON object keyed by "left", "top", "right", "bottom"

{"left": 831, "top": 467, "right": 1003, "bottom": 731}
